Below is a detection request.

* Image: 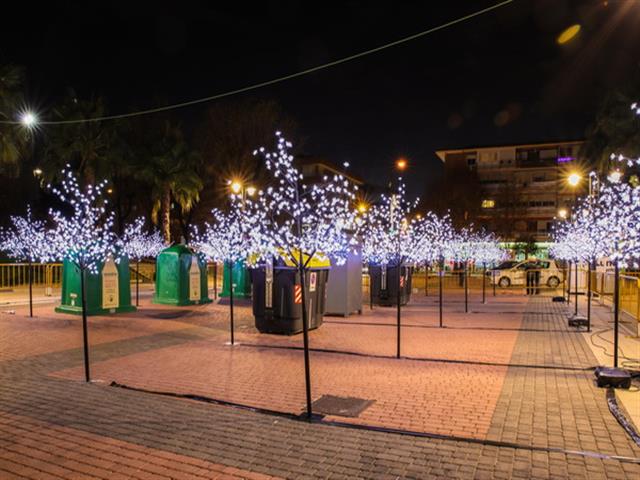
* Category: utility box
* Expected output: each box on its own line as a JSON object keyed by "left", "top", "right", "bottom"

{"left": 251, "top": 253, "right": 330, "bottom": 335}
{"left": 369, "top": 263, "right": 412, "bottom": 307}
{"left": 153, "top": 244, "right": 211, "bottom": 306}
{"left": 220, "top": 260, "right": 252, "bottom": 299}
{"left": 55, "top": 256, "right": 136, "bottom": 316}
{"left": 325, "top": 244, "right": 363, "bottom": 317}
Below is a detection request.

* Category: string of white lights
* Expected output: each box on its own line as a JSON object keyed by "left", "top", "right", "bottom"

{"left": 1, "top": 0, "right": 513, "bottom": 126}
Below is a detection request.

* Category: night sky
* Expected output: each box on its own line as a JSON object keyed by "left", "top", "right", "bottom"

{"left": 2, "top": 0, "right": 640, "bottom": 196}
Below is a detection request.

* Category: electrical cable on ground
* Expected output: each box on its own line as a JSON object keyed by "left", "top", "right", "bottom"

{"left": 0, "top": 0, "right": 513, "bottom": 125}
{"left": 238, "top": 342, "right": 596, "bottom": 371}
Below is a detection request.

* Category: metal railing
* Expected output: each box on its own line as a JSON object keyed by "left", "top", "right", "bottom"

{"left": 591, "top": 270, "right": 640, "bottom": 323}
{"left": 0, "top": 263, "right": 62, "bottom": 291}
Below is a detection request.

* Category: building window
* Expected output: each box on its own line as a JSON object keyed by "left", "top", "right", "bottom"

{"left": 481, "top": 199, "right": 496, "bottom": 209}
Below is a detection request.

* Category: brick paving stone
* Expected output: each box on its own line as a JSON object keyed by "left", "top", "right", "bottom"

{"left": 0, "top": 293, "right": 639, "bottom": 479}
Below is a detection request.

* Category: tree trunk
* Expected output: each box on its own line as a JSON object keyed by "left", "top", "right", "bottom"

{"left": 161, "top": 185, "right": 171, "bottom": 244}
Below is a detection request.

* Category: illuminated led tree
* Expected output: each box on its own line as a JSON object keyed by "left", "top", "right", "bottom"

{"left": 594, "top": 178, "right": 640, "bottom": 367}
{"left": 119, "top": 217, "right": 165, "bottom": 306}
{"left": 48, "top": 167, "right": 116, "bottom": 382}
{"left": 450, "top": 228, "right": 477, "bottom": 313}
{"left": 416, "top": 212, "right": 457, "bottom": 327}
{"left": 0, "top": 206, "right": 52, "bottom": 317}
{"left": 192, "top": 208, "right": 254, "bottom": 345}
{"left": 468, "top": 231, "right": 506, "bottom": 305}
{"left": 361, "top": 180, "right": 424, "bottom": 357}
{"left": 245, "top": 132, "right": 359, "bottom": 418}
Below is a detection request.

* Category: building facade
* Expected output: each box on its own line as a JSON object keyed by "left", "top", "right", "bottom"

{"left": 436, "top": 140, "right": 588, "bottom": 242}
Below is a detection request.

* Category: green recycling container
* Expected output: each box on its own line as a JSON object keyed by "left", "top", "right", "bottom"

{"left": 153, "top": 244, "right": 211, "bottom": 306}
{"left": 220, "top": 260, "right": 251, "bottom": 299}
{"left": 55, "top": 256, "right": 136, "bottom": 316}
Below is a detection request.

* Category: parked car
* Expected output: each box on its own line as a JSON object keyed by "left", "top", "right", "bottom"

{"left": 489, "top": 259, "right": 564, "bottom": 288}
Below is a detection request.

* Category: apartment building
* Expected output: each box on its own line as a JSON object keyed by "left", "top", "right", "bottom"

{"left": 435, "top": 140, "right": 587, "bottom": 242}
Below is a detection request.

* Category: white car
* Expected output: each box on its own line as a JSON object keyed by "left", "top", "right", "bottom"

{"left": 489, "top": 259, "right": 564, "bottom": 288}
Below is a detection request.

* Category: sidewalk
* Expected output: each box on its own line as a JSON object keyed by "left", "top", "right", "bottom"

{"left": 0, "top": 291, "right": 639, "bottom": 479}
{"left": 571, "top": 293, "right": 640, "bottom": 436}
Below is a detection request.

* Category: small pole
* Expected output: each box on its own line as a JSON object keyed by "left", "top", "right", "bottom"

{"left": 28, "top": 259, "right": 33, "bottom": 317}
{"left": 425, "top": 265, "right": 429, "bottom": 296}
{"left": 464, "top": 261, "right": 468, "bottom": 313}
{"left": 135, "top": 260, "right": 140, "bottom": 307}
{"left": 567, "top": 260, "right": 572, "bottom": 304}
{"left": 587, "top": 259, "right": 592, "bottom": 332}
{"left": 613, "top": 263, "right": 620, "bottom": 368}
{"left": 228, "top": 260, "right": 235, "bottom": 345}
{"left": 80, "top": 267, "right": 91, "bottom": 383}
{"left": 482, "top": 265, "right": 487, "bottom": 304}
{"left": 396, "top": 263, "right": 401, "bottom": 359}
{"left": 574, "top": 261, "right": 579, "bottom": 316}
{"left": 493, "top": 269, "right": 496, "bottom": 297}
{"left": 369, "top": 270, "right": 373, "bottom": 310}
{"left": 439, "top": 258, "right": 444, "bottom": 328}
{"left": 213, "top": 262, "right": 218, "bottom": 300}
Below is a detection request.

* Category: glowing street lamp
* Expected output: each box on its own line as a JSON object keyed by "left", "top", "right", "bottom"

{"left": 395, "top": 158, "right": 408, "bottom": 171}
{"left": 357, "top": 202, "right": 368, "bottom": 214}
{"left": 567, "top": 172, "right": 582, "bottom": 187}
{"left": 558, "top": 208, "right": 568, "bottom": 219}
{"left": 20, "top": 111, "right": 38, "bottom": 129}
{"left": 230, "top": 180, "right": 243, "bottom": 195}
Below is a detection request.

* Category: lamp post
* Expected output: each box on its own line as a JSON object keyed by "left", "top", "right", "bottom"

{"left": 226, "top": 180, "right": 256, "bottom": 346}
{"left": 394, "top": 158, "right": 407, "bottom": 359}
{"left": 567, "top": 172, "right": 582, "bottom": 313}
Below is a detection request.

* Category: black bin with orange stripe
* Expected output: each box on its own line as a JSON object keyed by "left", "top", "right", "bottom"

{"left": 250, "top": 255, "right": 330, "bottom": 335}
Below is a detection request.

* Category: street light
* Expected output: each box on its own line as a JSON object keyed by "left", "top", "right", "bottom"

{"left": 567, "top": 172, "right": 582, "bottom": 187}
{"left": 357, "top": 202, "right": 368, "bottom": 214}
{"left": 20, "top": 111, "right": 38, "bottom": 129}
{"left": 558, "top": 208, "right": 568, "bottom": 219}
{"left": 395, "top": 158, "right": 408, "bottom": 171}
{"left": 230, "top": 180, "right": 243, "bottom": 195}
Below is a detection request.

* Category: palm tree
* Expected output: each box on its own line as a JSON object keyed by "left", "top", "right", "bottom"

{"left": 0, "top": 65, "right": 29, "bottom": 176}
{"left": 43, "top": 91, "right": 118, "bottom": 185}
{"left": 138, "top": 122, "right": 202, "bottom": 244}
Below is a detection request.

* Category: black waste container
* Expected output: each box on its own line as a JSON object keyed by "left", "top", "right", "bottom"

{"left": 369, "top": 263, "right": 413, "bottom": 306}
{"left": 250, "top": 259, "right": 330, "bottom": 335}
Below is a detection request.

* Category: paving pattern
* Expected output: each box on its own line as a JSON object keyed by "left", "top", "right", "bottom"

{"left": 0, "top": 291, "right": 638, "bottom": 479}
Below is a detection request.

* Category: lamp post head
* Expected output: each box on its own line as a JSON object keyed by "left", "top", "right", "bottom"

{"left": 395, "top": 158, "right": 408, "bottom": 171}
{"left": 230, "top": 181, "right": 243, "bottom": 195}
{"left": 20, "top": 111, "right": 38, "bottom": 129}
{"left": 567, "top": 172, "right": 581, "bottom": 187}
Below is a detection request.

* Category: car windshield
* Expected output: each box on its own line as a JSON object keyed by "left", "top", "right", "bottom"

{"left": 496, "top": 261, "right": 518, "bottom": 270}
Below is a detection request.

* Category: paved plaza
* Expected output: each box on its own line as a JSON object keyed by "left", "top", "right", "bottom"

{"left": 0, "top": 288, "right": 639, "bottom": 479}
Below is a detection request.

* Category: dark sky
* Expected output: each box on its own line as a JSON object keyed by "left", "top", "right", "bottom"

{"left": 2, "top": 0, "right": 640, "bottom": 196}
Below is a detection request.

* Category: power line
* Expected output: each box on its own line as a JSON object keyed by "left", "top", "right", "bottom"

{"left": 2, "top": 0, "right": 513, "bottom": 126}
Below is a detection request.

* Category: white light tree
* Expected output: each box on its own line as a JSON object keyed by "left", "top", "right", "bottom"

{"left": 192, "top": 208, "right": 254, "bottom": 345}
{"left": 0, "top": 206, "right": 53, "bottom": 317}
{"left": 593, "top": 178, "right": 640, "bottom": 367}
{"left": 467, "top": 231, "right": 507, "bottom": 305}
{"left": 415, "top": 212, "right": 457, "bottom": 327}
{"left": 48, "top": 167, "right": 116, "bottom": 382}
{"left": 119, "top": 217, "right": 165, "bottom": 306}
{"left": 244, "top": 132, "right": 359, "bottom": 418}
{"left": 360, "top": 180, "right": 423, "bottom": 358}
